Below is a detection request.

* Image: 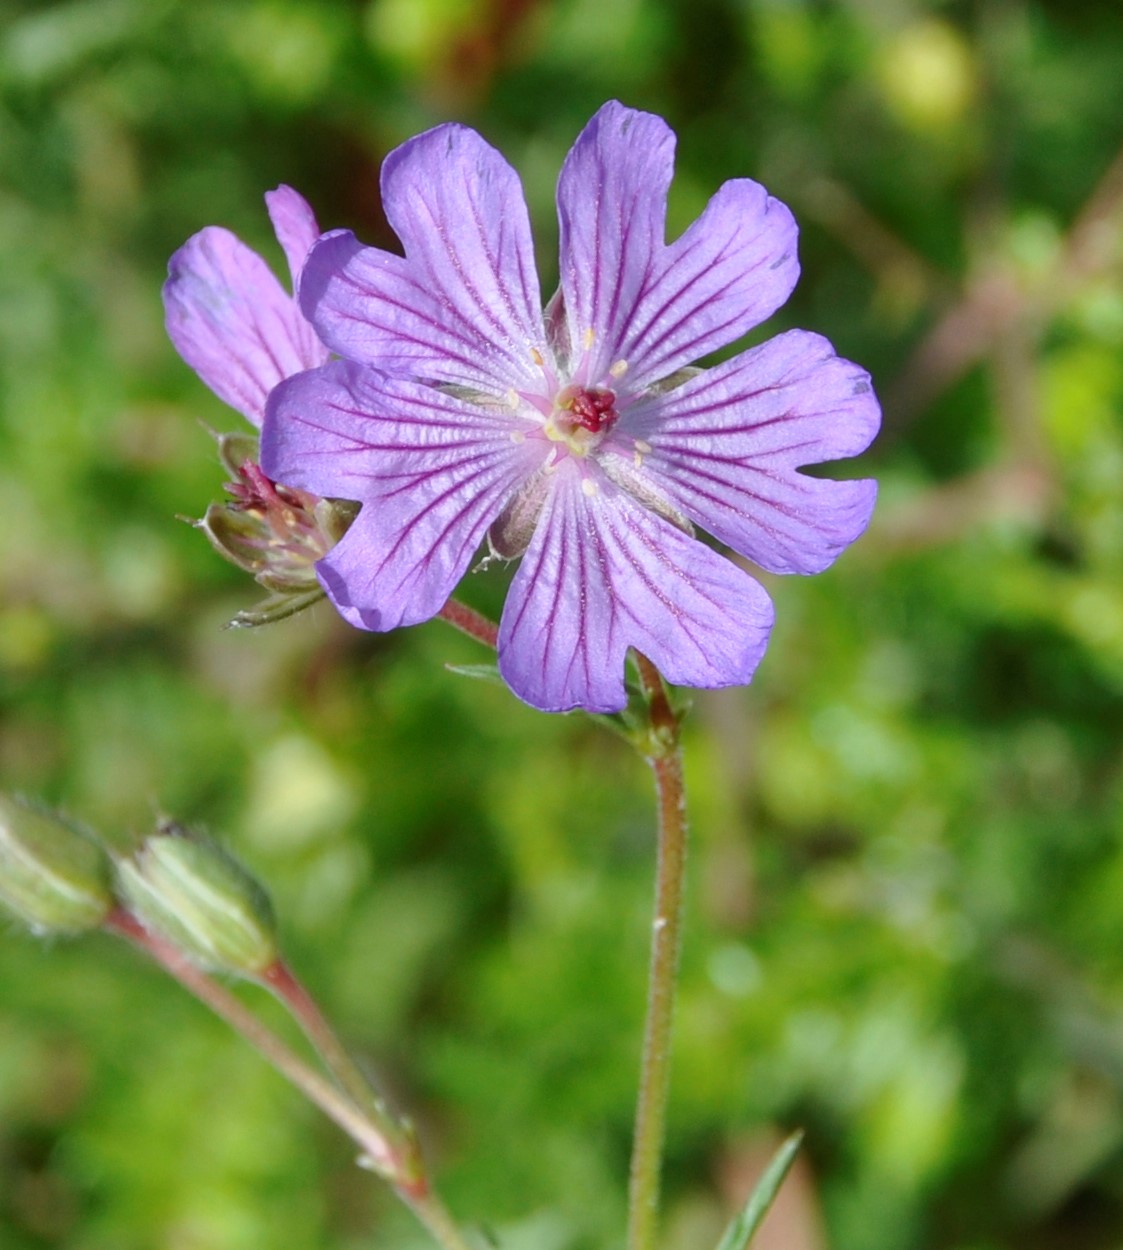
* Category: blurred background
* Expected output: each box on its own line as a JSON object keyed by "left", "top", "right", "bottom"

{"left": 2, "top": 0, "right": 1122, "bottom": 1247}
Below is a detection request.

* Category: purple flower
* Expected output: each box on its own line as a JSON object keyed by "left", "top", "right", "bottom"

{"left": 262, "top": 102, "right": 880, "bottom": 713}
{"left": 163, "top": 185, "right": 329, "bottom": 427}
{"left": 164, "top": 188, "right": 362, "bottom": 627}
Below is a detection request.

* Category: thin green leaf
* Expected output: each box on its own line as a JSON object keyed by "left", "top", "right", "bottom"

{"left": 224, "top": 588, "right": 325, "bottom": 628}
{"left": 713, "top": 1130, "right": 804, "bottom": 1250}
{"left": 444, "top": 662, "right": 506, "bottom": 686}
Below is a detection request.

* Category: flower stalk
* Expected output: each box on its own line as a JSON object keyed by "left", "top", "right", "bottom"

{"left": 626, "top": 653, "right": 689, "bottom": 1250}
{"left": 432, "top": 612, "right": 693, "bottom": 1250}
{"left": 104, "top": 907, "right": 473, "bottom": 1250}
{"left": 260, "top": 959, "right": 409, "bottom": 1146}
{"left": 437, "top": 597, "right": 500, "bottom": 650}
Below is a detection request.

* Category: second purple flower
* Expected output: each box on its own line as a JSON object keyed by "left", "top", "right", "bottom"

{"left": 263, "top": 102, "right": 880, "bottom": 713}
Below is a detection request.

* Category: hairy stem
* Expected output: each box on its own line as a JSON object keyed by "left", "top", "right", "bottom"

{"left": 437, "top": 597, "right": 499, "bottom": 649}
{"left": 262, "top": 960, "right": 382, "bottom": 1112}
{"left": 105, "top": 910, "right": 475, "bottom": 1250}
{"left": 626, "top": 654, "right": 688, "bottom": 1250}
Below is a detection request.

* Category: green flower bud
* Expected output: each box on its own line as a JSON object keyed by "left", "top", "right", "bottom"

{"left": 117, "top": 821, "right": 278, "bottom": 977}
{"left": 0, "top": 794, "right": 113, "bottom": 934}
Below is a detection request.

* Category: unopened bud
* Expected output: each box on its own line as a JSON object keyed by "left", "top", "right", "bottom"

{"left": 116, "top": 821, "right": 278, "bottom": 976}
{"left": 196, "top": 435, "right": 359, "bottom": 627}
{"left": 0, "top": 794, "right": 113, "bottom": 934}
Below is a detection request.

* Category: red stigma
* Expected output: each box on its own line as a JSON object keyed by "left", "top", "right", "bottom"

{"left": 560, "top": 386, "right": 618, "bottom": 434}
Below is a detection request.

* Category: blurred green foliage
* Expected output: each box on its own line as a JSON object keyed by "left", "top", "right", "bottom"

{"left": 2, "top": 0, "right": 1122, "bottom": 1247}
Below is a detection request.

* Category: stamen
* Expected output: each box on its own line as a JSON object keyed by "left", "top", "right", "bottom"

{"left": 609, "top": 359, "right": 628, "bottom": 379}
{"left": 530, "top": 347, "right": 544, "bottom": 367}
{"left": 581, "top": 478, "right": 598, "bottom": 497}
{"left": 582, "top": 328, "right": 595, "bottom": 350}
{"left": 510, "top": 430, "right": 525, "bottom": 444}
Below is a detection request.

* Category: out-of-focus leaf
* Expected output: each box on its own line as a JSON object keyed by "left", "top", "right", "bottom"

{"left": 713, "top": 1130, "right": 804, "bottom": 1250}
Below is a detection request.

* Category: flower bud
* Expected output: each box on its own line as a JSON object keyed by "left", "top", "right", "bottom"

{"left": 196, "top": 435, "right": 359, "bottom": 627}
{"left": 116, "top": 821, "right": 278, "bottom": 976}
{"left": 0, "top": 794, "right": 113, "bottom": 934}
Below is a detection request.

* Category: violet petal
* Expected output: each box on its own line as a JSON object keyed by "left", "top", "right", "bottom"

{"left": 262, "top": 361, "right": 542, "bottom": 629}
{"left": 265, "top": 185, "right": 322, "bottom": 291}
{"left": 557, "top": 101, "right": 799, "bottom": 390}
{"left": 497, "top": 462, "right": 775, "bottom": 712}
{"left": 620, "top": 329, "right": 881, "bottom": 575}
{"left": 300, "top": 125, "right": 547, "bottom": 394}
{"left": 164, "top": 226, "right": 327, "bottom": 427}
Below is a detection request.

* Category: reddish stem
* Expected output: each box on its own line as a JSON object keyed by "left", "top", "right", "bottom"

{"left": 437, "top": 597, "right": 499, "bottom": 649}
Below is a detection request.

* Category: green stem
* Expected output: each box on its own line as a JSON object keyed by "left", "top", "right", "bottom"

{"left": 261, "top": 960, "right": 382, "bottom": 1112}
{"left": 261, "top": 961, "right": 427, "bottom": 1206}
{"left": 105, "top": 910, "right": 475, "bottom": 1250}
{"left": 626, "top": 655, "right": 688, "bottom": 1250}
{"left": 430, "top": 609, "right": 689, "bottom": 1250}
{"left": 411, "top": 1190, "right": 477, "bottom": 1250}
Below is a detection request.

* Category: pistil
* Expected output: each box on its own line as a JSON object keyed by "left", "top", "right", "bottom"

{"left": 540, "top": 383, "right": 620, "bottom": 455}
{"left": 558, "top": 384, "right": 618, "bottom": 433}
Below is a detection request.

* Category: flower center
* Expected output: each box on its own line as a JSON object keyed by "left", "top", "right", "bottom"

{"left": 543, "top": 384, "right": 619, "bottom": 455}
{"left": 559, "top": 384, "right": 617, "bottom": 432}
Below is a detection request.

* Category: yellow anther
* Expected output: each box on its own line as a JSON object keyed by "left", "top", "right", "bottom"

{"left": 583, "top": 327, "right": 595, "bottom": 350}
{"left": 530, "top": 347, "right": 544, "bottom": 366}
{"left": 609, "top": 359, "right": 628, "bottom": 379}
{"left": 634, "top": 439, "right": 653, "bottom": 454}
{"left": 581, "top": 478, "right": 598, "bottom": 497}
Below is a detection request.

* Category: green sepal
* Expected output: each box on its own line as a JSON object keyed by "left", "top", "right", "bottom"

{"left": 225, "top": 587, "right": 327, "bottom": 629}
{"left": 216, "top": 431, "right": 260, "bottom": 478}
{"left": 713, "top": 1130, "right": 804, "bottom": 1250}
{"left": 585, "top": 682, "right": 650, "bottom": 744}
{"left": 315, "top": 497, "right": 360, "bottom": 544}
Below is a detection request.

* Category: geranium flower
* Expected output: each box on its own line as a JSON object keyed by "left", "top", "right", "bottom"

{"left": 163, "top": 188, "right": 356, "bottom": 625}
{"left": 262, "top": 102, "right": 880, "bottom": 712}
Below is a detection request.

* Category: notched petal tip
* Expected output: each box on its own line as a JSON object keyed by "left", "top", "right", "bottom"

{"left": 631, "top": 330, "right": 881, "bottom": 576}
